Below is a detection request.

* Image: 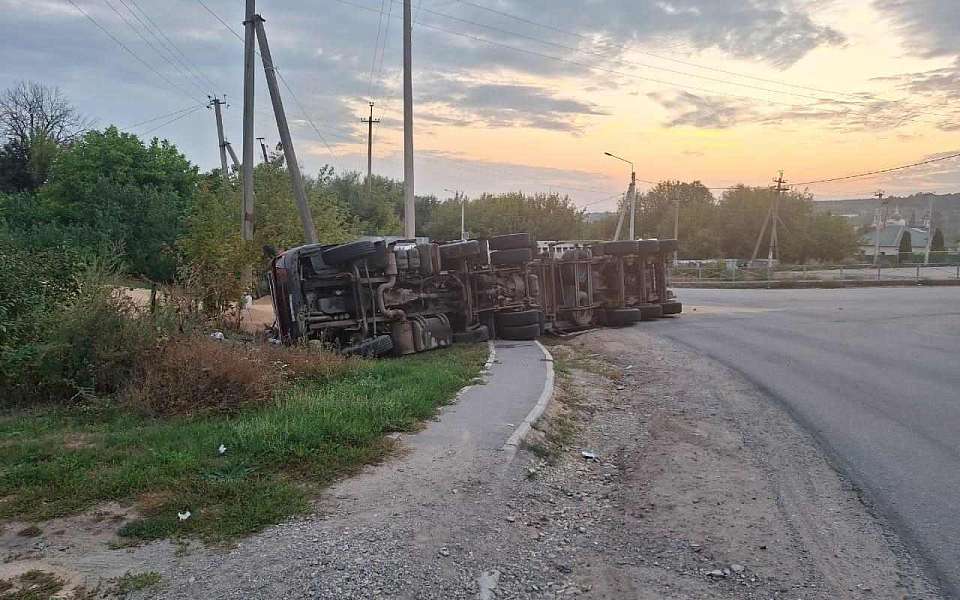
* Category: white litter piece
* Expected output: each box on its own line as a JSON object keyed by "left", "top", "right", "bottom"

{"left": 581, "top": 450, "right": 598, "bottom": 461}
{"left": 177, "top": 511, "right": 191, "bottom": 521}
{"left": 209, "top": 331, "right": 225, "bottom": 341}
{"left": 218, "top": 444, "right": 227, "bottom": 455}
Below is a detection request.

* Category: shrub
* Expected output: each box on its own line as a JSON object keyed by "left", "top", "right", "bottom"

{"left": 121, "top": 337, "right": 350, "bottom": 417}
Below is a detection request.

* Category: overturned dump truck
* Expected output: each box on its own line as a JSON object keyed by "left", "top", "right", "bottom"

{"left": 268, "top": 233, "right": 682, "bottom": 356}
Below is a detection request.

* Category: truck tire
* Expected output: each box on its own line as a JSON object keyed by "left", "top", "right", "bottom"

{"left": 344, "top": 334, "right": 394, "bottom": 357}
{"left": 636, "top": 240, "right": 660, "bottom": 255}
{"left": 658, "top": 239, "right": 679, "bottom": 253}
{"left": 439, "top": 240, "right": 481, "bottom": 263}
{"left": 490, "top": 248, "right": 532, "bottom": 266}
{"left": 661, "top": 301, "right": 683, "bottom": 315}
{"left": 600, "top": 241, "right": 640, "bottom": 256}
{"left": 322, "top": 240, "right": 377, "bottom": 265}
{"left": 495, "top": 309, "right": 541, "bottom": 328}
{"left": 453, "top": 325, "right": 490, "bottom": 344}
{"left": 638, "top": 303, "right": 663, "bottom": 320}
{"left": 498, "top": 323, "right": 541, "bottom": 341}
{"left": 605, "top": 307, "right": 642, "bottom": 326}
{"left": 489, "top": 232, "right": 533, "bottom": 251}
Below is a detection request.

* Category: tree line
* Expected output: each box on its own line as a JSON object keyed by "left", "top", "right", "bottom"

{"left": 1, "top": 81, "right": 862, "bottom": 292}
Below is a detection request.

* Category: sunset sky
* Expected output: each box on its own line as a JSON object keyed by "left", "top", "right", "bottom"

{"left": 2, "top": 0, "right": 958, "bottom": 210}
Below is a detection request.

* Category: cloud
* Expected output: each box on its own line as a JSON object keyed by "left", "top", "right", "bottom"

{"left": 649, "top": 91, "right": 760, "bottom": 128}
{"left": 873, "top": 0, "right": 960, "bottom": 58}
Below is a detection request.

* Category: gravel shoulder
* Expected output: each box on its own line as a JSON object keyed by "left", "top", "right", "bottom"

{"left": 7, "top": 329, "right": 938, "bottom": 599}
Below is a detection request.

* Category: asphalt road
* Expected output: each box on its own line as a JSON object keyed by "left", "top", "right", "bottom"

{"left": 643, "top": 287, "right": 960, "bottom": 597}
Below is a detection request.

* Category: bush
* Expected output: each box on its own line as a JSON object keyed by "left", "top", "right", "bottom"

{"left": 122, "top": 337, "right": 350, "bottom": 417}
{"left": 1, "top": 260, "right": 156, "bottom": 405}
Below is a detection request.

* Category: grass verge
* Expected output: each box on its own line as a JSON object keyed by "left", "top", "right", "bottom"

{"left": 0, "top": 344, "right": 487, "bottom": 542}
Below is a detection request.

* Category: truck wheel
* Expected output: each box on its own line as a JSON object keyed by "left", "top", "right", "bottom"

{"left": 439, "top": 240, "right": 481, "bottom": 263}
{"left": 453, "top": 325, "right": 490, "bottom": 344}
{"left": 489, "top": 232, "right": 533, "bottom": 250}
{"left": 636, "top": 240, "right": 660, "bottom": 255}
{"left": 605, "top": 308, "right": 642, "bottom": 326}
{"left": 498, "top": 323, "right": 541, "bottom": 341}
{"left": 490, "top": 248, "right": 532, "bottom": 266}
{"left": 495, "top": 309, "right": 541, "bottom": 328}
{"left": 322, "top": 240, "right": 377, "bottom": 265}
{"left": 344, "top": 334, "right": 394, "bottom": 357}
{"left": 638, "top": 304, "right": 663, "bottom": 320}
{"left": 661, "top": 301, "right": 683, "bottom": 315}
{"left": 600, "top": 241, "right": 640, "bottom": 256}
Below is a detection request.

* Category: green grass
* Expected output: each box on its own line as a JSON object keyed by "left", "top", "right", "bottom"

{"left": 112, "top": 571, "right": 161, "bottom": 594}
{"left": 0, "top": 344, "right": 487, "bottom": 542}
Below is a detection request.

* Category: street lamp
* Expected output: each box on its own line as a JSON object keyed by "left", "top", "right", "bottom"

{"left": 604, "top": 152, "right": 637, "bottom": 240}
{"left": 444, "top": 188, "right": 466, "bottom": 240}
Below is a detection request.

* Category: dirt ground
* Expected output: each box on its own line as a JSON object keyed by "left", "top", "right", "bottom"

{"left": 0, "top": 328, "right": 941, "bottom": 599}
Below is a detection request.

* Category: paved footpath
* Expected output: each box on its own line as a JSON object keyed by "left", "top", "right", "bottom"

{"left": 152, "top": 340, "right": 553, "bottom": 599}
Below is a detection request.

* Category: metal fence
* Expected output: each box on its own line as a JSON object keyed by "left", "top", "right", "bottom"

{"left": 674, "top": 259, "right": 960, "bottom": 284}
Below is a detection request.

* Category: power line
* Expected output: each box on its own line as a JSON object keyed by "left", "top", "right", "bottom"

{"left": 124, "top": 0, "right": 222, "bottom": 92}
{"left": 793, "top": 152, "right": 960, "bottom": 186}
{"left": 124, "top": 104, "right": 205, "bottom": 129}
{"left": 139, "top": 104, "right": 205, "bottom": 136}
{"left": 64, "top": 0, "right": 206, "bottom": 103}
{"left": 447, "top": 0, "right": 860, "bottom": 100}
{"left": 101, "top": 0, "right": 210, "bottom": 97}
{"left": 367, "top": 0, "right": 387, "bottom": 99}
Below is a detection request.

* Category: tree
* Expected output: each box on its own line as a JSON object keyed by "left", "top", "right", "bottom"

{"left": 898, "top": 229, "right": 913, "bottom": 263}
{"left": 931, "top": 228, "right": 945, "bottom": 252}
{"left": 641, "top": 181, "right": 719, "bottom": 257}
{"left": 0, "top": 82, "right": 90, "bottom": 192}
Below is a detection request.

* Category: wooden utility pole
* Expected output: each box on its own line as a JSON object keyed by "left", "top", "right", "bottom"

{"left": 873, "top": 190, "right": 885, "bottom": 266}
{"left": 257, "top": 137, "right": 269, "bottom": 163}
{"left": 254, "top": 14, "right": 318, "bottom": 244}
{"left": 209, "top": 96, "right": 229, "bottom": 180}
{"left": 241, "top": 0, "right": 256, "bottom": 241}
{"left": 361, "top": 102, "right": 380, "bottom": 190}
{"left": 402, "top": 0, "right": 416, "bottom": 238}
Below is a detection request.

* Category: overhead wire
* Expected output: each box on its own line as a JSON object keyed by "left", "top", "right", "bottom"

{"left": 792, "top": 152, "right": 960, "bottom": 186}
{"left": 138, "top": 104, "right": 205, "bottom": 136}
{"left": 64, "top": 0, "right": 206, "bottom": 103}
{"left": 124, "top": 104, "right": 206, "bottom": 129}
{"left": 100, "top": 0, "right": 210, "bottom": 97}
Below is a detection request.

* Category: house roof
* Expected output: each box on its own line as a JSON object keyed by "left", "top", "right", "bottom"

{"left": 859, "top": 225, "right": 929, "bottom": 249}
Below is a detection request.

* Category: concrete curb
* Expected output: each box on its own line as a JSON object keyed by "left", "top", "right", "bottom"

{"left": 675, "top": 279, "right": 960, "bottom": 290}
{"left": 502, "top": 341, "right": 555, "bottom": 462}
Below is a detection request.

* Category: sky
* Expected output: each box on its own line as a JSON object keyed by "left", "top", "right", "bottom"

{"left": 2, "top": 0, "right": 959, "bottom": 212}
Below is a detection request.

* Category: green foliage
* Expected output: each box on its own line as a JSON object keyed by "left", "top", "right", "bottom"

{"left": 0, "top": 259, "right": 155, "bottom": 406}
{"left": 0, "top": 344, "right": 487, "bottom": 540}
{"left": 931, "top": 228, "right": 945, "bottom": 252}
{"left": 641, "top": 181, "right": 719, "bottom": 257}
{"left": 898, "top": 229, "right": 913, "bottom": 259}
{"left": 423, "top": 192, "right": 587, "bottom": 241}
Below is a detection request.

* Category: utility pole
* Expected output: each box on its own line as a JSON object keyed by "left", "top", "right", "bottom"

{"left": 768, "top": 171, "right": 786, "bottom": 268}
{"left": 257, "top": 137, "right": 269, "bottom": 163}
{"left": 209, "top": 96, "right": 229, "bottom": 180}
{"left": 873, "top": 190, "right": 885, "bottom": 266}
{"left": 224, "top": 142, "right": 241, "bottom": 170}
{"left": 254, "top": 13, "right": 318, "bottom": 244}
{"left": 361, "top": 102, "right": 380, "bottom": 196}
{"left": 672, "top": 185, "right": 680, "bottom": 265}
{"left": 445, "top": 188, "right": 466, "bottom": 240}
{"left": 612, "top": 192, "right": 626, "bottom": 241}
{"left": 924, "top": 196, "right": 934, "bottom": 265}
{"left": 241, "top": 0, "right": 256, "bottom": 241}
{"left": 628, "top": 170, "right": 637, "bottom": 240}
{"left": 402, "top": 0, "right": 416, "bottom": 238}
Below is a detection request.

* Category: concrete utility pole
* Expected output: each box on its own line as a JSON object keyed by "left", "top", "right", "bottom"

{"left": 873, "top": 190, "right": 885, "bottom": 266}
{"left": 209, "top": 96, "right": 229, "bottom": 180}
{"left": 612, "top": 192, "right": 626, "bottom": 241}
{"left": 768, "top": 171, "right": 786, "bottom": 266}
{"left": 224, "top": 142, "right": 241, "bottom": 170}
{"left": 445, "top": 188, "right": 466, "bottom": 240}
{"left": 402, "top": 0, "right": 416, "bottom": 238}
{"left": 241, "top": 0, "right": 256, "bottom": 241}
{"left": 257, "top": 137, "right": 269, "bottom": 163}
{"left": 924, "top": 196, "right": 934, "bottom": 265}
{"left": 628, "top": 171, "right": 637, "bottom": 240}
{"left": 361, "top": 102, "right": 381, "bottom": 196}
{"left": 672, "top": 185, "right": 680, "bottom": 265}
{"left": 254, "top": 14, "right": 318, "bottom": 244}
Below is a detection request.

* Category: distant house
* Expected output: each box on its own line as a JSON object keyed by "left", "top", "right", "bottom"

{"left": 859, "top": 224, "right": 929, "bottom": 258}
